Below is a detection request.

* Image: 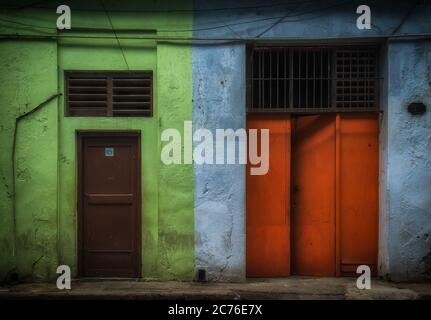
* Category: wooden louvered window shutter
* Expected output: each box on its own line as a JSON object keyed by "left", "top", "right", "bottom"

{"left": 66, "top": 71, "right": 153, "bottom": 117}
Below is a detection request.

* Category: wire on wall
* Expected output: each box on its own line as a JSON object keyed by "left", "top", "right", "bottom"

{"left": 0, "top": 0, "right": 320, "bottom": 13}
{"left": 0, "top": 0, "right": 356, "bottom": 34}
{"left": 11, "top": 93, "right": 62, "bottom": 258}
{"left": 99, "top": 0, "right": 129, "bottom": 70}
{"left": 255, "top": 2, "right": 304, "bottom": 38}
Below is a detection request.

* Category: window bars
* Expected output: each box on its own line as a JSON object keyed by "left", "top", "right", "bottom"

{"left": 247, "top": 46, "right": 379, "bottom": 113}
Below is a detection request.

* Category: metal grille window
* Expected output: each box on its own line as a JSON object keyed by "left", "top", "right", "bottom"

{"left": 247, "top": 46, "right": 379, "bottom": 113}
{"left": 334, "top": 49, "right": 377, "bottom": 109}
{"left": 66, "top": 71, "right": 153, "bottom": 117}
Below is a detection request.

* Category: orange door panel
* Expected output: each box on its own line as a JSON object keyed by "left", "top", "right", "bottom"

{"left": 246, "top": 113, "right": 378, "bottom": 278}
{"left": 339, "top": 113, "right": 379, "bottom": 275}
{"left": 246, "top": 114, "right": 291, "bottom": 277}
{"left": 292, "top": 115, "right": 336, "bottom": 276}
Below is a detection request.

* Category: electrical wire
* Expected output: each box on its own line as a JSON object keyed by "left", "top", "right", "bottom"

{"left": 163, "top": 0, "right": 356, "bottom": 33}
{"left": 14, "top": 0, "right": 51, "bottom": 11}
{"left": 255, "top": 2, "right": 304, "bottom": 37}
{"left": 0, "top": 0, "right": 319, "bottom": 13}
{"left": 100, "top": 0, "right": 129, "bottom": 69}
{"left": 0, "top": 17, "right": 54, "bottom": 30}
{"left": 11, "top": 93, "right": 62, "bottom": 259}
{"left": 0, "top": 0, "right": 428, "bottom": 39}
{"left": 391, "top": 2, "right": 418, "bottom": 35}
{"left": 1, "top": 32, "right": 430, "bottom": 43}
{"left": 0, "top": 0, "right": 357, "bottom": 34}
{"left": 0, "top": 14, "right": 287, "bottom": 33}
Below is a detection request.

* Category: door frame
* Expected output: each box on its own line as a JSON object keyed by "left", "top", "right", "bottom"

{"left": 76, "top": 130, "right": 142, "bottom": 277}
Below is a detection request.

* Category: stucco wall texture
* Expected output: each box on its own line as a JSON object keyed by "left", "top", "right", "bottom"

{"left": 0, "top": 1, "right": 195, "bottom": 282}
{"left": 0, "top": 0, "right": 430, "bottom": 283}
{"left": 192, "top": 0, "right": 431, "bottom": 282}
{"left": 193, "top": 44, "right": 246, "bottom": 281}
{"left": 384, "top": 41, "right": 431, "bottom": 281}
{"left": 0, "top": 41, "right": 59, "bottom": 281}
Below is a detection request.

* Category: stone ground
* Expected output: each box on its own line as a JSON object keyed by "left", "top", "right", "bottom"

{"left": 0, "top": 277, "right": 430, "bottom": 300}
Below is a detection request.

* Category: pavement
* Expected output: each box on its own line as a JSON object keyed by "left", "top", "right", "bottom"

{"left": 1, "top": 276, "right": 431, "bottom": 300}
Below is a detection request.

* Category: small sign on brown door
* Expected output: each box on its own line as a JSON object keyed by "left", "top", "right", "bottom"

{"left": 105, "top": 147, "right": 114, "bottom": 157}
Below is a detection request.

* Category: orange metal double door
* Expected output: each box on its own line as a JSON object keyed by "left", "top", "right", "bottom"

{"left": 246, "top": 113, "right": 378, "bottom": 277}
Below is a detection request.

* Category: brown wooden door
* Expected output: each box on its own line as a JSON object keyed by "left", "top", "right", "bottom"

{"left": 246, "top": 115, "right": 291, "bottom": 276}
{"left": 291, "top": 115, "right": 336, "bottom": 276}
{"left": 78, "top": 132, "right": 141, "bottom": 277}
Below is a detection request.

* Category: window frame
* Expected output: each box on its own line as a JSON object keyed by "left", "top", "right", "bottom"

{"left": 246, "top": 44, "right": 381, "bottom": 114}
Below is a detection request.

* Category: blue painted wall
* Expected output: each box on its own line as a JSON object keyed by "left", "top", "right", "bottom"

{"left": 193, "top": 0, "right": 430, "bottom": 39}
{"left": 192, "top": 44, "right": 246, "bottom": 281}
{"left": 193, "top": 0, "right": 431, "bottom": 281}
{"left": 385, "top": 40, "right": 431, "bottom": 281}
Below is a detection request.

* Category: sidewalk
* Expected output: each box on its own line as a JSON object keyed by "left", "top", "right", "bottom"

{"left": 1, "top": 277, "right": 430, "bottom": 300}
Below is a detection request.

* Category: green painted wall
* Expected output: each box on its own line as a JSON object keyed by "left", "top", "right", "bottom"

{"left": 0, "top": 41, "right": 59, "bottom": 281}
{"left": 0, "top": 0, "right": 194, "bottom": 282}
{"left": 156, "top": 42, "right": 194, "bottom": 279}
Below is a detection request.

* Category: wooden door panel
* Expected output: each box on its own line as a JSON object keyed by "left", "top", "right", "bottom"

{"left": 292, "top": 115, "right": 336, "bottom": 276}
{"left": 246, "top": 115, "right": 291, "bottom": 276}
{"left": 79, "top": 134, "right": 140, "bottom": 278}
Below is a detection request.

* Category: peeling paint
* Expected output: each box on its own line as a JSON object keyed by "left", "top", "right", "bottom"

{"left": 384, "top": 41, "right": 431, "bottom": 281}
{"left": 193, "top": 43, "right": 246, "bottom": 282}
